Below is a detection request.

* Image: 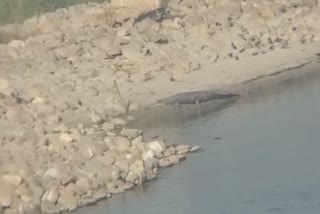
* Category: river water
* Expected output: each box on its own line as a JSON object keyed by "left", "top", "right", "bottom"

{"left": 78, "top": 73, "right": 320, "bottom": 214}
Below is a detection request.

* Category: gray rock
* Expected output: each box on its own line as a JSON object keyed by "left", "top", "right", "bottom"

{"left": 175, "top": 144, "right": 191, "bottom": 154}
{"left": 147, "top": 33, "right": 168, "bottom": 44}
{"left": 93, "top": 187, "right": 107, "bottom": 200}
{"left": 121, "top": 41, "right": 144, "bottom": 59}
{"left": 3, "top": 175, "right": 23, "bottom": 187}
{"left": 57, "top": 189, "right": 78, "bottom": 212}
{"left": 125, "top": 171, "right": 141, "bottom": 184}
{"left": 75, "top": 177, "right": 92, "bottom": 196}
{"left": 41, "top": 201, "right": 60, "bottom": 214}
{"left": 105, "top": 46, "right": 122, "bottom": 59}
{"left": 78, "top": 196, "right": 96, "bottom": 207}
{"left": 120, "top": 128, "right": 142, "bottom": 139}
{"left": 0, "top": 78, "right": 10, "bottom": 92}
{"left": 158, "top": 158, "right": 173, "bottom": 168}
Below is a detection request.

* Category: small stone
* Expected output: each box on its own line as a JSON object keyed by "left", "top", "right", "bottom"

{"left": 116, "top": 29, "right": 130, "bottom": 37}
{"left": 59, "top": 133, "right": 73, "bottom": 143}
{"left": 43, "top": 168, "right": 58, "bottom": 178}
{"left": 158, "top": 158, "right": 173, "bottom": 168}
{"left": 120, "top": 128, "right": 142, "bottom": 139}
{"left": 121, "top": 42, "right": 144, "bottom": 59}
{"left": 0, "top": 182, "right": 13, "bottom": 207}
{"left": 175, "top": 144, "right": 191, "bottom": 154}
{"left": 78, "top": 196, "right": 96, "bottom": 207}
{"left": 93, "top": 188, "right": 107, "bottom": 200}
{"left": 90, "top": 113, "right": 104, "bottom": 124}
{"left": 75, "top": 177, "right": 91, "bottom": 196}
{"left": 171, "top": 17, "right": 185, "bottom": 29}
{"left": 126, "top": 171, "right": 141, "bottom": 185}
{"left": 106, "top": 46, "right": 122, "bottom": 59}
{"left": 3, "top": 175, "right": 22, "bottom": 187}
{"left": 57, "top": 189, "right": 78, "bottom": 212}
{"left": 31, "top": 97, "right": 45, "bottom": 104}
{"left": 0, "top": 78, "right": 10, "bottom": 91}
{"left": 102, "top": 122, "right": 115, "bottom": 132}
{"left": 111, "top": 118, "right": 127, "bottom": 127}
{"left": 41, "top": 201, "right": 60, "bottom": 214}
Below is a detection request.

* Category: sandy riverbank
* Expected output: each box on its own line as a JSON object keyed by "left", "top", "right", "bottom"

{"left": 1, "top": 0, "right": 320, "bottom": 213}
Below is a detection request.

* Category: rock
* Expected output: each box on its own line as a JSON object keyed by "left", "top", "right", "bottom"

{"left": 8, "top": 40, "right": 25, "bottom": 49}
{"left": 78, "top": 196, "right": 96, "bottom": 207}
{"left": 0, "top": 181, "right": 14, "bottom": 207}
{"left": 163, "top": 146, "right": 176, "bottom": 157}
{"left": 115, "top": 158, "right": 130, "bottom": 174}
{"left": 105, "top": 46, "right": 122, "bottom": 59}
{"left": 126, "top": 171, "right": 142, "bottom": 184}
{"left": 42, "top": 188, "right": 59, "bottom": 204}
{"left": 57, "top": 188, "right": 78, "bottom": 212}
{"left": 75, "top": 177, "right": 92, "bottom": 196}
{"left": 147, "top": 33, "right": 168, "bottom": 44}
{"left": 97, "top": 153, "right": 116, "bottom": 165}
{"left": 158, "top": 158, "right": 173, "bottom": 168}
{"left": 0, "top": 78, "right": 10, "bottom": 92}
{"left": 142, "top": 150, "right": 155, "bottom": 161}
{"left": 121, "top": 41, "right": 144, "bottom": 59}
{"left": 190, "top": 145, "right": 200, "bottom": 153}
{"left": 148, "top": 140, "right": 167, "bottom": 154}
{"left": 41, "top": 201, "right": 60, "bottom": 214}
{"left": 97, "top": 165, "right": 121, "bottom": 182}
{"left": 106, "top": 136, "right": 131, "bottom": 151}
{"left": 102, "top": 122, "right": 115, "bottom": 132}
{"left": 120, "top": 128, "right": 142, "bottom": 139}
{"left": 168, "top": 155, "right": 186, "bottom": 165}
{"left": 43, "top": 168, "right": 59, "bottom": 178}
{"left": 3, "top": 175, "right": 22, "bottom": 187}
{"left": 111, "top": 118, "right": 127, "bottom": 126}
{"left": 171, "top": 17, "right": 185, "bottom": 29}
{"left": 175, "top": 144, "right": 191, "bottom": 154}
{"left": 93, "top": 187, "right": 107, "bottom": 200}
{"left": 90, "top": 112, "right": 104, "bottom": 124}
{"left": 59, "top": 132, "right": 74, "bottom": 143}
{"left": 116, "top": 29, "right": 130, "bottom": 37}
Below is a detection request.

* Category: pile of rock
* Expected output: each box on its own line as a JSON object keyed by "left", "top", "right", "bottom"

{"left": 0, "top": 105, "right": 199, "bottom": 213}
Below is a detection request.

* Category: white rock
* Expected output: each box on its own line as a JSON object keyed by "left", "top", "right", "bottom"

{"left": 59, "top": 133, "right": 74, "bottom": 143}
{"left": 142, "top": 150, "right": 155, "bottom": 161}
{"left": 148, "top": 140, "right": 167, "bottom": 154}
{"left": 42, "top": 188, "right": 59, "bottom": 204}
{"left": 8, "top": 40, "right": 25, "bottom": 49}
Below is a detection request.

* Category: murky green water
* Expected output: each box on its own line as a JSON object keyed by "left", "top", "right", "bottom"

{"left": 0, "top": 0, "right": 106, "bottom": 25}
{"left": 78, "top": 69, "right": 320, "bottom": 214}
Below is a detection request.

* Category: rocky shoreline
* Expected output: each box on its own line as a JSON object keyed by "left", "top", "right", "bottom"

{"left": 1, "top": 0, "right": 320, "bottom": 213}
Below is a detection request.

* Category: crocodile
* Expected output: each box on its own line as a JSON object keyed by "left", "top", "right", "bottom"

{"left": 157, "top": 90, "right": 239, "bottom": 106}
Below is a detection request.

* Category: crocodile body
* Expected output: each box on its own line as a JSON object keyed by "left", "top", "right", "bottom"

{"left": 158, "top": 90, "right": 239, "bottom": 105}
